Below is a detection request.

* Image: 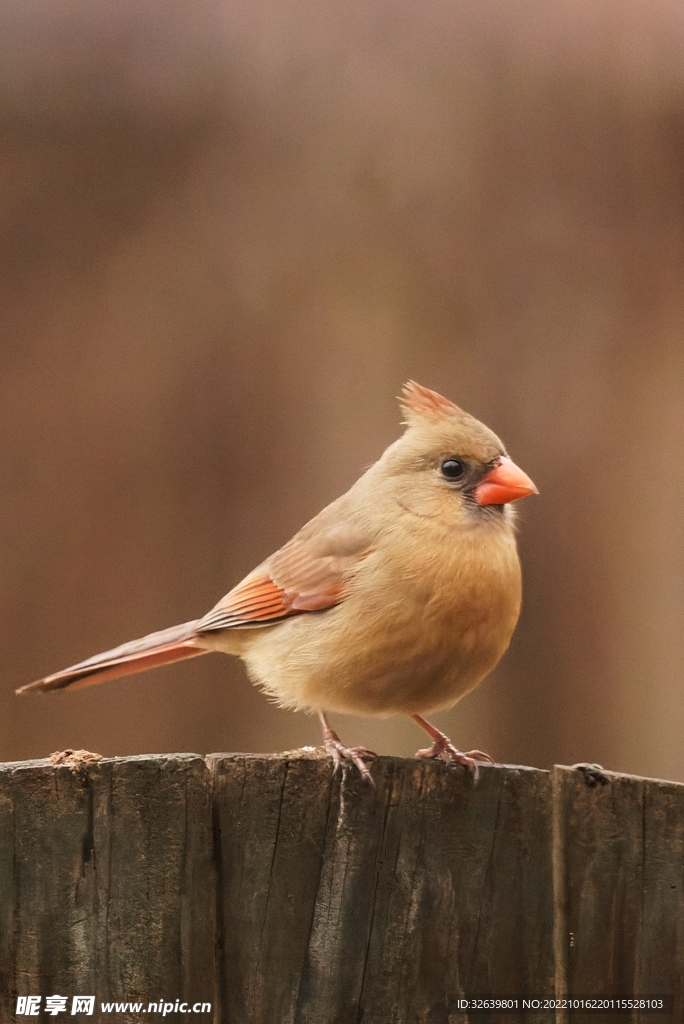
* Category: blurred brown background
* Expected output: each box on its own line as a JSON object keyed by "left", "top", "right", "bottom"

{"left": 1, "top": 0, "right": 683, "bottom": 780}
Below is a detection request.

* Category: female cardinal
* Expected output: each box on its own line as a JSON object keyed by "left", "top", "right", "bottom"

{"left": 18, "top": 382, "right": 537, "bottom": 777}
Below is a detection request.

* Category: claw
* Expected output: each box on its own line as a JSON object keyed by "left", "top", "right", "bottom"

{"left": 411, "top": 714, "right": 492, "bottom": 779}
{"left": 318, "top": 711, "right": 376, "bottom": 783}
{"left": 325, "top": 736, "right": 376, "bottom": 781}
{"left": 415, "top": 737, "right": 492, "bottom": 769}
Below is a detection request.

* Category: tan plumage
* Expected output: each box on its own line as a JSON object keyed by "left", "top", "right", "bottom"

{"left": 17, "top": 382, "right": 537, "bottom": 776}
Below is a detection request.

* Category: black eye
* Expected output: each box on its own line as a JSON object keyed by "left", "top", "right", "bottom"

{"left": 441, "top": 458, "right": 465, "bottom": 480}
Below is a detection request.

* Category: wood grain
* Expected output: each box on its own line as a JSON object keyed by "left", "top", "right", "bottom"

{"left": 1, "top": 753, "right": 682, "bottom": 1023}
{"left": 210, "top": 754, "right": 553, "bottom": 1024}
{"left": 0, "top": 754, "right": 215, "bottom": 1022}
{"left": 553, "top": 764, "right": 684, "bottom": 1023}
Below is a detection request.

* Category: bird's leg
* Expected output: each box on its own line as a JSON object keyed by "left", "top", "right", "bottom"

{"left": 318, "top": 711, "right": 376, "bottom": 781}
{"left": 411, "top": 714, "right": 492, "bottom": 774}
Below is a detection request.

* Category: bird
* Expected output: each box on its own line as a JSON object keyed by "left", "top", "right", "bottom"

{"left": 17, "top": 381, "right": 537, "bottom": 779}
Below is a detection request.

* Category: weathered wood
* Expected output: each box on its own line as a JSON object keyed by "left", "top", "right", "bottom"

{"left": 210, "top": 754, "right": 554, "bottom": 1024}
{"left": 0, "top": 754, "right": 216, "bottom": 1020}
{"left": 1, "top": 753, "right": 683, "bottom": 1024}
{"left": 553, "top": 765, "right": 684, "bottom": 1020}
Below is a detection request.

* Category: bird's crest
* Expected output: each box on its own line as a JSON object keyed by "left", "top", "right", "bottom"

{"left": 399, "top": 381, "right": 463, "bottom": 424}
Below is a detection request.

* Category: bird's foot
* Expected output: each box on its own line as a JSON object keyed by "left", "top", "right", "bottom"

{"left": 410, "top": 714, "right": 491, "bottom": 777}
{"left": 318, "top": 711, "right": 376, "bottom": 782}
{"left": 414, "top": 735, "right": 492, "bottom": 775}
{"left": 323, "top": 733, "right": 376, "bottom": 781}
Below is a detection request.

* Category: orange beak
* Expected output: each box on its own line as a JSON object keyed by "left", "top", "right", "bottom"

{"left": 474, "top": 456, "right": 538, "bottom": 506}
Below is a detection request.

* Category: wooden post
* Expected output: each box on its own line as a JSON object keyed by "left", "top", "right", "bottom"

{"left": 1, "top": 751, "right": 682, "bottom": 1022}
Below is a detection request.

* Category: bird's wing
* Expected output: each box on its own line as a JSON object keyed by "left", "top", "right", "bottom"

{"left": 17, "top": 511, "right": 373, "bottom": 694}
{"left": 195, "top": 521, "right": 373, "bottom": 633}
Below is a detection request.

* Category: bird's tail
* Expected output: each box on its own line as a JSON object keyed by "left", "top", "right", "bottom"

{"left": 16, "top": 621, "right": 208, "bottom": 694}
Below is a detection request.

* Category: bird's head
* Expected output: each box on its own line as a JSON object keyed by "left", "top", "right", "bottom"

{"left": 374, "top": 381, "right": 538, "bottom": 526}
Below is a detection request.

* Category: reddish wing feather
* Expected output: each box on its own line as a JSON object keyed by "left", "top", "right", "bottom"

{"left": 195, "top": 572, "right": 347, "bottom": 633}
{"left": 196, "top": 532, "right": 370, "bottom": 634}
{"left": 195, "top": 574, "right": 299, "bottom": 632}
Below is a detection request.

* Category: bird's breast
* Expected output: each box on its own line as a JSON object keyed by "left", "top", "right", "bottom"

{"left": 228, "top": 521, "right": 522, "bottom": 717}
